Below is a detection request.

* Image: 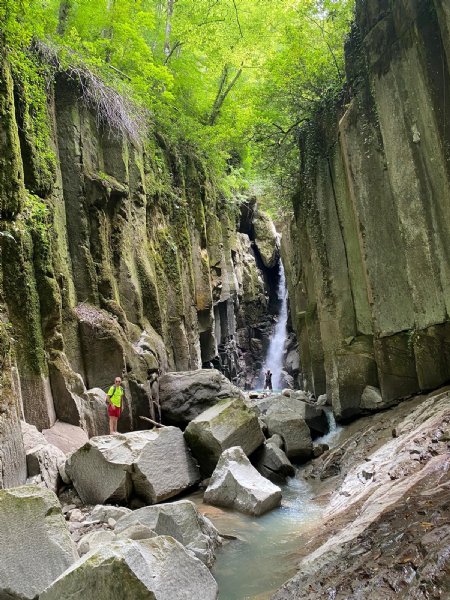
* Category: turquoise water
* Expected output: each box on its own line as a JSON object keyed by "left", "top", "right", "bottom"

{"left": 192, "top": 410, "right": 343, "bottom": 600}
{"left": 210, "top": 476, "right": 323, "bottom": 600}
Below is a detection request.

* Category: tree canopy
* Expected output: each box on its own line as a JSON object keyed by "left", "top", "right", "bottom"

{"left": 0, "top": 0, "right": 355, "bottom": 208}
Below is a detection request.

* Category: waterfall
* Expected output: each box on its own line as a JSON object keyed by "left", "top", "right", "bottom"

{"left": 263, "top": 260, "right": 288, "bottom": 390}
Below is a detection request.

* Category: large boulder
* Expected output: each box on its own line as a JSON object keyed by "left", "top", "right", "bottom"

{"left": 253, "top": 395, "right": 328, "bottom": 437}
{"left": 66, "top": 428, "right": 200, "bottom": 505}
{"left": 159, "top": 369, "right": 244, "bottom": 427}
{"left": 0, "top": 485, "right": 78, "bottom": 599}
{"left": 253, "top": 439, "right": 295, "bottom": 483}
{"left": 21, "top": 421, "right": 66, "bottom": 492}
{"left": 184, "top": 399, "right": 264, "bottom": 476}
{"left": 262, "top": 399, "right": 314, "bottom": 461}
{"left": 42, "top": 420, "right": 89, "bottom": 454}
{"left": 40, "top": 537, "right": 218, "bottom": 600}
{"left": 204, "top": 446, "right": 282, "bottom": 516}
{"left": 115, "top": 499, "right": 221, "bottom": 567}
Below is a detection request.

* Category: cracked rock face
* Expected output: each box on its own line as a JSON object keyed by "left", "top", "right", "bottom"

{"left": 204, "top": 446, "right": 282, "bottom": 516}
{"left": 273, "top": 391, "right": 450, "bottom": 600}
{"left": 184, "top": 399, "right": 265, "bottom": 476}
{"left": 114, "top": 499, "right": 222, "bottom": 567}
{"left": 40, "top": 537, "right": 219, "bottom": 600}
{"left": 66, "top": 427, "right": 200, "bottom": 505}
{"left": 0, "top": 485, "right": 78, "bottom": 600}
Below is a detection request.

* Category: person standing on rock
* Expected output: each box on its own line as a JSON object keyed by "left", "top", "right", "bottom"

{"left": 106, "top": 376, "right": 124, "bottom": 434}
{"left": 264, "top": 369, "right": 273, "bottom": 391}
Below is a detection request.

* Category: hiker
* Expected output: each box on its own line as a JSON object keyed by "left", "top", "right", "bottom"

{"left": 106, "top": 376, "right": 124, "bottom": 434}
{"left": 264, "top": 369, "right": 273, "bottom": 391}
{"left": 148, "top": 368, "right": 161, "bottom": 423}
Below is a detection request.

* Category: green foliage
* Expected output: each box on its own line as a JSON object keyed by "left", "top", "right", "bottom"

{"left": 0, "top": 0, "right": 355, "bottom": 209}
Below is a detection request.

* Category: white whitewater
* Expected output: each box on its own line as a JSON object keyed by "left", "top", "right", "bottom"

{"left": 263, "top": 260, "right": 288, "bottom": 390}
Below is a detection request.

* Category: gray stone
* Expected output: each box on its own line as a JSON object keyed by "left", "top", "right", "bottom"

{"left": 204, "top": 446, "right": 282, "bottom": 516}
{"left": 0, "top": 485, "right": 78, "bottom": 600}
{"left": 115, "top": 523, "right": 157, "bottom": 541}
{"left": 184, "top": 398, "right": 264, "bottom": 476}
{"left": 21, "top": 420, "right": 66, "bottom": 493}
{"left": 263, "top": 400, "right": 313, "bottom": 461}
{"left": 66, "top": 428, "right": 200, "bottom": 505}
{"left": 131, "top": 427, "right": 200, "bottom": 503}
{"left": 42, "top": 421, "right": 89, "bottom": 455}
{"left": 40, "top": 537, "right": 218, "bottom": 600}
{"left": 87, "top": 504, "right": 132, "bottom": 525}
{"left": 77, "top": 530, "right": 116, "bottom": 556}
{"left": 360, "top": 385, "right": 384, "bottom": 410}
{"left": 25, "top": 443, "right": 66, "bottom": 493}
{"left": 317, "top": 394, "right": 328, "bottom": 406}
{"left": 253, "top": 210, "right": 280, "bottom": 269}
{"left": 159, "top": 369, "right": 244, "bottom": 427}
{"left": 115, "top": 499, "right": 221, "bottom": 567}
{"left": 253, "top": 441, "right": 295, "bottom": 483}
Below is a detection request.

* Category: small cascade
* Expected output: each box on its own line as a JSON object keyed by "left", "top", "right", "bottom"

{"left": 263, "top": 259, "right": 289, "bottom": 390}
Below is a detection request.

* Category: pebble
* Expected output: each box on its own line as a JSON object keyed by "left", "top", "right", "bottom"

{"left": 107, "top": 518, "right": 116, "bottom": 528}
{"left": 69, "top": 509, "right": 84, "bottom": 522}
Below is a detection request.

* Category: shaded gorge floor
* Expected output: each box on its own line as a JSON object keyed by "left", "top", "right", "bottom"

{"left": 188, "top": 414, "right": 343, "bottom": 600}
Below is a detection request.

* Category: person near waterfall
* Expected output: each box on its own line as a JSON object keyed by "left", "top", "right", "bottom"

{"left": 264, "top": 369, "right": 273, "bottom": 391}
{"left": 106, "top": 376, "right": 124, "bottom": 434}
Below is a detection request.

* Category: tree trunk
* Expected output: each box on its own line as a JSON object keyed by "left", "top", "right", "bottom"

{"left": 209, "top": 65, "right": 243, "bottom": 125}
{"left": 57, "top": 0, "right": 72, "bottom": 36}
{"left": 164, "top": 0, "right": 176, "bottom": 57}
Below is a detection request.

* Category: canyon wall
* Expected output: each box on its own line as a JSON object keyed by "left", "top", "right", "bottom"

{"left": 0, "top": 49, "right": 282, "bottom": 487}
{"left": 283, "top": 0, "right": 450, "bottom": 421}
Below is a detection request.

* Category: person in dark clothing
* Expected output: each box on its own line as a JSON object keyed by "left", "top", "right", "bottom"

{"left": 264, "top": 369, "right": 273, "bottom": 391}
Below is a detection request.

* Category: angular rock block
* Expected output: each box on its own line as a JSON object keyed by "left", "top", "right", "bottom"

{"left": 86, "top": 504, "right": 132, "bottom": 525}
{"left": 252, "top": 395, "right": 328, "bottom": 437}
{"left": 184, "top": 398, "right": 265, "bottom": 475}
{"left": 0, "top": 485, "right": 78, "bottom": 600}
{"left": 204, "top": 446, "right": 282, "bottom": 516}
{"left": 115, "top": 499, "right": 221, "bottom": 567}
{"left": 21, "top": 421, "right": 66, "bottom": 492}
{"left": 253, "top": 440, "right": 295, "bottom": 483}
{"left": 159, "top": 369, "right": 244, "bottom": 427}
{"left": 66, "top": 427, "right": 200, "bottom": 504}
{"left": 40, "top": 537, "right": 218, "bottom": 600}
{"left": 262, "top": 400, "right": 313, "bottom": 461}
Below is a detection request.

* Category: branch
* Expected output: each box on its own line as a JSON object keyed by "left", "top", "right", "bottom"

{"left": 164, "top": 40, "right": 183, "bottom": 64}
{"left": 209, "top": 64, "right": 243, "bottom": 125}
{"left": 140, "top": 416, "right": 166, "bottom": 428}
{"left": 231, "top": 0, "right": 243, "bottom": 38}
{"left": 303, "top": 13, "right": 342, "bottom": 80}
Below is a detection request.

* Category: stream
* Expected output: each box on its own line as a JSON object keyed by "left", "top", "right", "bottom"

{"left": 190, "top": 412, "right": 344, "bottom": 600}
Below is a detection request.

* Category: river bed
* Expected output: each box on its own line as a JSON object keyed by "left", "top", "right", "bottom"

{"left": 189, "top": 412, "right": 344, "bottom": 600}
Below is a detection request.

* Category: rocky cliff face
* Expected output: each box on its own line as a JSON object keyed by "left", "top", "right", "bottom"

{"left": 0, "top": 50, "right": 282, "bottom": 487}
{"left": 283, "top": 0, "right": 450, "bottom": 421}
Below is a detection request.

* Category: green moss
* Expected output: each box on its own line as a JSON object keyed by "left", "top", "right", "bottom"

{"left": 10, "top": 51, "right": 56, "bottom": 197}
{"left": 1, "top": 224, "right": 47, "bottom": 375}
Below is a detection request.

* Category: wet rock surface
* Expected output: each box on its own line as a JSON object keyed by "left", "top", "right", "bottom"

{"left": 272, "top": 390, "right": 450, "bottom": 600}
{"left": 204, "top": 446, "right": 282, "bottom": 516}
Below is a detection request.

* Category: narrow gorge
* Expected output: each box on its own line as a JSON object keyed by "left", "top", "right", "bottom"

{"left": 0, "top": 0, "right": 449, "bottom": 599}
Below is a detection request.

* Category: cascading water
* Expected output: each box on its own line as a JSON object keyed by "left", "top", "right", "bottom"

{"left": 262, "top": 259, "right": 288, "bottom": 390}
